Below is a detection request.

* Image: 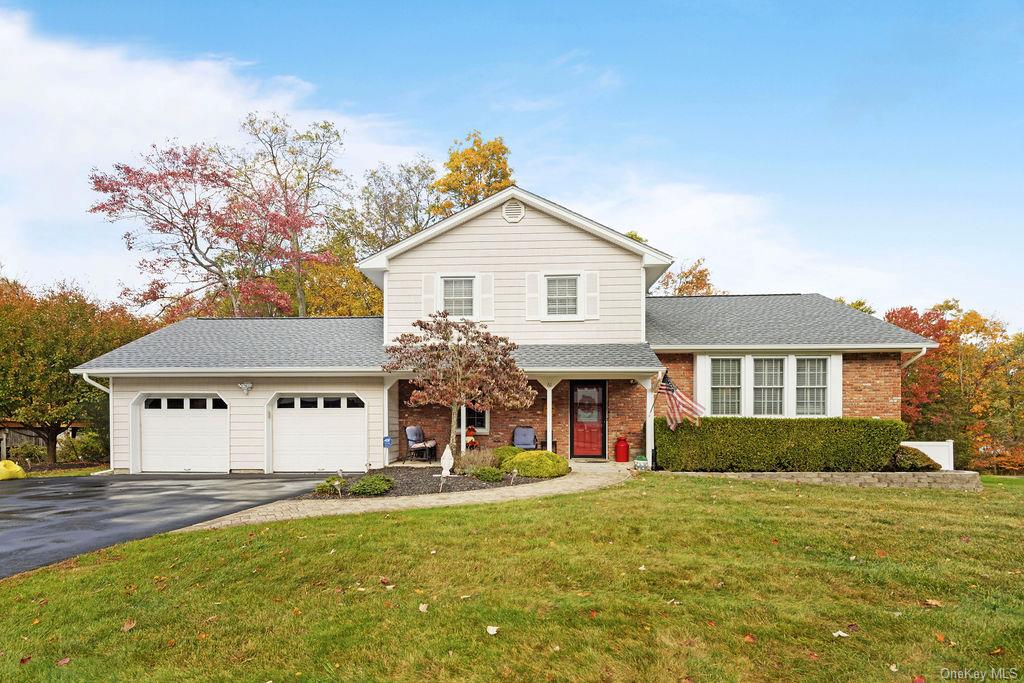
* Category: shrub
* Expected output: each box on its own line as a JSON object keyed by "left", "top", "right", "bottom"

{"left": 494, "top": 445, "right": 523, "bottom": 467}
{"left": 456, "top": 448, "right": 499, "bottom": 474}
{"left": 500, "top": 450, "right": 570, "bottom": 478}
{"left": 472, "top": 466, "right": 504, "bottom": 483}
{"left": 885, "top": 445, "right": 940, "bottom": 472}
{"left": 654, "top": 417, "right": 907, "bottom": 472}
{"left": 349, "top": 474, "right": 394, "bottom": 496}
{"left": 9, "top": 443, "right": 47, "bottom": 464}
{"left": 58, "top": 431, "right": 106, "bottom": 463}
{"left": 313, "top": 476, "right": 346, "bottom": 496}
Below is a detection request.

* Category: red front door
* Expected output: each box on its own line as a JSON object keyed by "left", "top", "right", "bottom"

{"left": 571, "top": 381, "right": 605, "bottom": 457}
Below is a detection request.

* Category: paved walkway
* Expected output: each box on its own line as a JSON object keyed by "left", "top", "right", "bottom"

{"left": 183, "top": 462, "right": 632, "bottom": 531}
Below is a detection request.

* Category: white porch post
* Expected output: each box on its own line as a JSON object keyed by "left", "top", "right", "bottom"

{"left": 640, "top": 375, "right": 657, "bottom": 465}
{"left": 459, "top": 404, "right": 467, "bottom": 454}
{"left": 535, "top": 376, "right": 561, "bottom": 454}
{"left": 382, "top": 377, "right": 399, "bottom": 466}
{"left": 546, "top": 384, "right": 553, "bottom": 452}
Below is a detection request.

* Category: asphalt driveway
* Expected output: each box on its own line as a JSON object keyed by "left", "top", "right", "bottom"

{"left": 0, "top": 474, "right": 321, "bottom": 579}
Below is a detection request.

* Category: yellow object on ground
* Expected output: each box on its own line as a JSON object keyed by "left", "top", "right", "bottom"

{"left": 0, "top": 459, "right": 27, "bottom": 480}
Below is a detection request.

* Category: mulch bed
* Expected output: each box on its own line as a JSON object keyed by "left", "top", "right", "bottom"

{"left": 298, "top": 466, "right": 547, "bottom": 499}
{"left": 19, "top": 461, "right": 103, "bottom": 473}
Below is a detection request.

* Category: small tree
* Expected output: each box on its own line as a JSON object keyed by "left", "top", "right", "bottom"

{"left": 383, "top": 312, "right": 536, "bottom": 463}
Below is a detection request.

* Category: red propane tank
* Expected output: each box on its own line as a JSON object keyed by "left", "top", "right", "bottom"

{"left": 614, "top": 436, "right": 630, "bottom": 462}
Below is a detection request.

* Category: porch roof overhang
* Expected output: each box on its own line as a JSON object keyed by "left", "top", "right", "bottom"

{"left": 513, "top": 343, "right": 663, "bottom": 375}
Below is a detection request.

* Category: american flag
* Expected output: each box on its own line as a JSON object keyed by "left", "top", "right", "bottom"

{"left": 658, "top": 373, "right": 705, "bottom": 430}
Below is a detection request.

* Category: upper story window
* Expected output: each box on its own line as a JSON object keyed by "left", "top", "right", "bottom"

{"left": 753, "top": 358, "right": 784, "bottom": 416}
{"left": 442, "top": 277, "right": 474, "bottom": 317}
{"left": 710, "top": 358, "right": 742, "bottom": 415}
{"left": 796, "top": 358, "right": 828, "bottom": 415}
{"left": 545, "top": 275, "right": 579, "bottom": 316}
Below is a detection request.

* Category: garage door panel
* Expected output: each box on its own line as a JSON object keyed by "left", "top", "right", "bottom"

{"left": 273, "top": 395, "right": 367, "bottom": 472}
{"left": 140, "top": 397, "right": 229, "bottom": 472}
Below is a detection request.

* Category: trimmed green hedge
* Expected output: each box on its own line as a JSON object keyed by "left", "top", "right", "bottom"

{"left": 500, "top": 450, "right": 570, "bottom": 478}
{"left": 655, "top": 417, "right": 907, "bottom": 472}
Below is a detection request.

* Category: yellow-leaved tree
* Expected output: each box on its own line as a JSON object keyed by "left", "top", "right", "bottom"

{"left": 430, "top": 131, "right": 514, "bottom": 218}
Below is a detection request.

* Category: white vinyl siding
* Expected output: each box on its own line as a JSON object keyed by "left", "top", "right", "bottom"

{"left": 753, "top": 358, "right": 784, "bottom": 416}
{"left": 386, "top": 203, "right": 643, "bottom": 343}
{"left": 796, "top": 358, "right": 828, "bottom": 416}
{"left": 694, "top": 353, "right": 843, "bottom": 418}
{"left": 710, "top": 358, "right": 742, "bottom": 415}
{"left": 110, "top": 376, "right": 385, "bottom": 473}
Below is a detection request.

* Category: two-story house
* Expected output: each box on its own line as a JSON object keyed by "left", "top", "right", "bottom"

{"left": 73, "top": 187, "right": 936, "bottom": 474}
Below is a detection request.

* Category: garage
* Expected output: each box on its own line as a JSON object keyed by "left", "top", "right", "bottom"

{"left": 140, "top": 395, "right": 229, "bottom": 472}
{"left": 272, "top": 394, "right": 368, "bottom": 472}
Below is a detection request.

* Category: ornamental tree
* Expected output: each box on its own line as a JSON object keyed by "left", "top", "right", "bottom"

{"left": 382, "top": 312, "right": 536, "bottom": 462}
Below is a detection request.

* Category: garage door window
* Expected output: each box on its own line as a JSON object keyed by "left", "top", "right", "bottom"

{"left": 300, "top": 397, "right": 318, "bottom": 409}
{"left": 347, "top": 397, "right": 365, "bottom": 408}
{"left": 189, "top": 398, "right": 207, "bottom": 409}
{"left": 277, "top": 397, "right": 295, "bottom": 408}
{"left": 144, "top": 398, "right": 162, "bottom": 410}
{"left": 212, "top": 398, "right": 227, "bottom": 409}
{"left": 323, "top": 397, "right": 342, "bottom": 408}
{"left": 167, "top": 398, "right": 185, "bottom": 410}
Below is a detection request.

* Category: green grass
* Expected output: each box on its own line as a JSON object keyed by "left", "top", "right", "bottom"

{"left": 981, "top": 474, "right": 1024, "bottom": 490}
{"left": 25, "top": 465, "right": 107, "bottom": 478}
{"left": 1, "top": 475, "right": 1021, "bottom": 681}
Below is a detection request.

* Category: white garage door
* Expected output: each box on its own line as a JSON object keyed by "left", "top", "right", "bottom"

{"left": 140, "top": 396, "right": 229, "bottom": 472}
{"left": 273, "top": 395, "right": 368, "bottom": 472}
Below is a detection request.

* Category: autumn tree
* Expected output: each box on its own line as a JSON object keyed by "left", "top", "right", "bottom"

{"left": 382, "top": 312, "right": 535, "bottom": 463}
{"left": 302, "top": 237, "right": 383, "bottom": 317}
{"left": 0, "top": 280, "right": 152, "bottom": 463}
{"left": 345, "top": 157, "right": 439, "bottom": 257}
{"left": 885, "top": 306, "right": 950, "bottom": 430}
{"left": 835, "top": 297, "right": 876, "bottom": 315}
{"left": 430, "top": 131, "right": 514, "bottom": 218}
{"left": 654, "top": 258, "right": 724, "bottom": 296}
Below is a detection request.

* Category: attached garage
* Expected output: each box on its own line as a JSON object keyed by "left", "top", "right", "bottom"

{"left": 140, "top": 395, "right": 229, "bottom": 472}
{"left": 271, "top": 394, "right": 368, "bottom": 473}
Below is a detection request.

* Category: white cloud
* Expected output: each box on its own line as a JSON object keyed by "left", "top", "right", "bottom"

{"left": 0, "top": 9, "right": 424, "bottom": 299}
{"left": 568, "top": 172, "right": 974, "bottom": 320}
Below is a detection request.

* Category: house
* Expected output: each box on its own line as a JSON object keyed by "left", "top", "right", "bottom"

{"left": 72, "top": 187, "right": 937, "bottom": 474}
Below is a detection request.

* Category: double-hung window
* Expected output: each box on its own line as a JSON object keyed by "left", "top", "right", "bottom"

{"left": 442, "top": 277, "right": 474, "bottom": 317}
{"left": 545, "top": 275, "right": 579, "bottom": 317}
{"left": 753, "top": 358, "right": 784, "bottom": 416}
{"left": 796, "top": 358, "right": 828, "bottom": 415}
{"left": 456, "top": 406, "right": 490, "bottom": 434}
{"left": 710, "top": 358, "right": 742, "bottom": 415}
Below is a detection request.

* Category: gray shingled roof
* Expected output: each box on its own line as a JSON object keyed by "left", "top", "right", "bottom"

{"left": 74, "top": 318, "right": 664, "bottom": 372}
{"left": 645, "top": 293, "right": 936, "bottom": 347}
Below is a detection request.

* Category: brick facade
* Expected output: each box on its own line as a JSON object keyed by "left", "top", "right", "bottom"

{"left": 842, "top": 353, "right": 902, "bottom": 419}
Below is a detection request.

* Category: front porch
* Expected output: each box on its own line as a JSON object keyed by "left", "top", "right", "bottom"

{"left": 392, "top": 371, "right": 660, "bottom": 464}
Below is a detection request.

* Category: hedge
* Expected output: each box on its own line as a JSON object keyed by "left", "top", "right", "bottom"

{"left": 654, "top": 417, "right": 907, "bottom": 472}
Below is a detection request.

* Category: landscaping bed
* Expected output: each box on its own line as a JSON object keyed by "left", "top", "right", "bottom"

{"left": 298, "top": 466, "right": 546, "bottom": 499}
{"left": 22, "top": 462, "right": 106, "bottom": 478}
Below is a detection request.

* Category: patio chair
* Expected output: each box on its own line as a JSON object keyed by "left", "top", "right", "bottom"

{"left": 512, "top": 426, "right": 539, "bottom": 450}
{"left": 405, "top": 426, "right": 437, "bottom": 461}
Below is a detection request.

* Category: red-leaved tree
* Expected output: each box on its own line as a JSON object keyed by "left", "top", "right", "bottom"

{"left": 382, "top": 312, "right": 536, "bottom": 463}
{"left": 884, "top": 306, "right": 950, "bottom": 430}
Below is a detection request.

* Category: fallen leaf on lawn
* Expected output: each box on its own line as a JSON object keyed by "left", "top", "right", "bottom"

{"left": 328, "top": 549, "right": 336, "bottom": 555}
{"left": 743, "top": 634, "right": 757, "bottom": 643}
{"left": 889, "top": 664, "right": 898, "bottom": 672}
{"left": 37, "top": 599, "right": 48, "bottom": 607}
{"left": 807, "top": 651, "right": 819, "bottom": 662}
{"left": 19, "top": 656, "right": 31, "bottom": 665}
{"left": 771, "top": 538, "right": 779, "bottom": 545}
{"left": 292, "top": 608, "right": 301, "bottom": 616}
{"left": 55, "top": 657, "right": 70, "bottom": 667}
{"left": 121, "top": 618, "right": 136, "bottom": 632}
{"left": 552, "top": 645, "right": 560, "bottom": 651}
{"left": 959, "top": 535, "right": 971, "bottom": 543}
{"left": 205, "top": 615, "right": 219, "bottom": 623}
{"left": 639, "top": 565, "right": 646, "bottom": 571}
{"left": 460, "top": 595, "right": 472, "bottom": 600}
{"left": 923, "top": 598, "right": 944, "bottom": 608}
{"left": 31, "top": 618, "right": 39, "bottom": 625}
{"left": 486, "top": 626, "right": 499, "bottom": 635}
{"left": 380, "top": 576, "right": 392, "bottom": 586}
{"left": 849, "top": 555, "right": 857, "bottom": 561}
{"left": 385, "top": 585, "right": 395, "bottom": 591}
{"left": 847, "top": 623, "right": 859, "bottom": 632}
{"left": 576, "top": 591, "right": 591, "bottom": 597}
{"left": 990, "top": 646, "right": 1005, "bottom": 656}
{"left": 935, "top": 632, "right": 945, "bottom": 643}
{"left": 832, "top": 630, "right": 850, "bottom": 638}
{"left": 419, "top": 603, "right": 429, "bottom": 613}
{"left": 166, "top": 639, "right": 175, "bottom": 648}
{"left": 588, "top": 609, "right": 598, "bottom": 619}
{"left": 197, "top": 632, "right": 209, "bottom": 640}
{"left": 874, "top": 549, "right": 888, "bottom": 558}
{"left": 912, "top": 676, "right": 925, "bottom": 683}
{"left": 430, "top": 549, "right": 436, "bottom": 555}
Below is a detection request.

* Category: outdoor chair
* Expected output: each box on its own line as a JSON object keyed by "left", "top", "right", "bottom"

{"left": 405, "top": 426, "right": 437, "bottom": 461}
{"left": 512, "top": 426, "right": 539, "bottom": 450}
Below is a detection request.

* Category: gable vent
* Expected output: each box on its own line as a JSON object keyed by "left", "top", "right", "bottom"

{"left": 501, "top": 199, "right": 525, "bottom": 223}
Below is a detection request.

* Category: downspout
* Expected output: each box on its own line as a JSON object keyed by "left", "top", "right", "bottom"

{"left": 900, "top": 347, "right": 928, "bottom": 369}
{"left": 81, "top": 373, "right": 114, "bottom": 475}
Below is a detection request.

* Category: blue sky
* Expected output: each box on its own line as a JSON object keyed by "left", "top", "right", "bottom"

{"left": 2, "top": 1, "right": 1022, "bottom": 328}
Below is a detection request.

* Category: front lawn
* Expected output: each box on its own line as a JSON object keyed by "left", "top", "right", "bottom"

{"left": 1, "top": 475, "right": 1021, "bottom": 680}
{"left": 25, "top": 465, "right": 106, "bottom": 478}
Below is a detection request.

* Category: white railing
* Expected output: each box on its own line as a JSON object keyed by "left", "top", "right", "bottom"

{"left": 902, "top": 440, "right": 955, "bottom": 471}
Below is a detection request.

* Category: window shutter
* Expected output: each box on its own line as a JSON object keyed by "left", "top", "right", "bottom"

{"left": 478, "top": 273, "right": 494, "bottom": 321}
{"left": 422, "top": 274, "right": 436, "bottom": 316}
{"left": 525, "top": 272, "right": 540, "bottom": 320}
{"left": 584, "top": 271, "right": 600, "bottom": 320}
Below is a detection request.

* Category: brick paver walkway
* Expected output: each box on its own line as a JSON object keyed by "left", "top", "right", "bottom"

{"left": 182, "top": 461, "right": 632, "bottom": 531}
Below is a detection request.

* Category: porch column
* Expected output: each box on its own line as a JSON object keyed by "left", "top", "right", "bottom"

{"left": 460, "top": 404, "right": 467, "bottom": 454}
{"left": 382, "top": 376, "right": 400, "bottom": 466}
{"left": 535, "top": 376, "right": 561, "bottom": 453}
{"left": 640, "top": 375, "right": 657, "bottom": 465}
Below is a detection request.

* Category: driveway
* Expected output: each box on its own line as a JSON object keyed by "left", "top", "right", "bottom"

{"left": 0, "top": 474, "right": 321, "bottom": 579}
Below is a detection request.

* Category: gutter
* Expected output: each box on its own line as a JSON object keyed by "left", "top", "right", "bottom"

{"left": 80, "top": 373, "right": 114, "bottom": 476}
{"left": 900, "top": 347, "right": 929, "bottom": 369}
